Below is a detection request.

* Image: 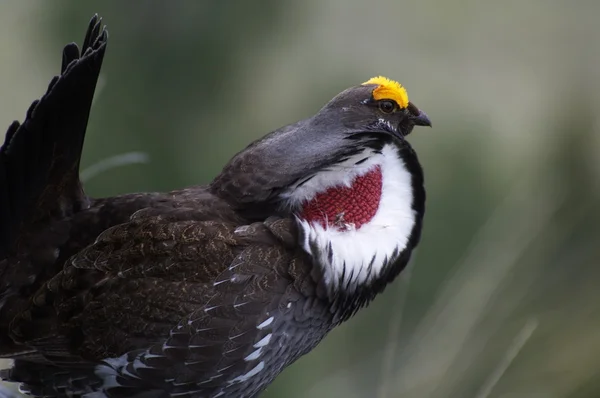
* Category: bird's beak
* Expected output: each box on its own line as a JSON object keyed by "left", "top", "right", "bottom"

{"left": 406, "top": 101, "right": 432, "bottom": 127}
{"left": 394, "top": 102, "right": 431, "bottom": 139}
{"left": 408, "top": 102, "right": 431, "bottom": 127}
{"left": 412, "top": 109, "right": 431, "bottom": 127}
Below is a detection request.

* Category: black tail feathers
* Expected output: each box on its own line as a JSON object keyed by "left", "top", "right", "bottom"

{"left": 0, "top": 16, "right": 108, "bottom": 355}
{"left": 0, "top": 15, "right": 107, "bottom": 258}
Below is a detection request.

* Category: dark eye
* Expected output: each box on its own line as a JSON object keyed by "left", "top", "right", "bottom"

{"left": 378, "top": 100, "right": 396, "bottom": 114}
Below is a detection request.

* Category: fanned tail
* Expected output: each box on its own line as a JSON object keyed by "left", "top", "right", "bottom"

{"left": 0, "top": 15, "right": 108, "bottom": 354}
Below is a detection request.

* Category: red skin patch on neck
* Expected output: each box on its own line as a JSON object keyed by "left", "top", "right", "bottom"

{"left": 299, "top": 166, "right": 383, "bottom": 230}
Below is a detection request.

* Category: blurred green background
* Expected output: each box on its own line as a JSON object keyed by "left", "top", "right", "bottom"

{"left": 1, "top": 1, "right": 600, "bottom": 397}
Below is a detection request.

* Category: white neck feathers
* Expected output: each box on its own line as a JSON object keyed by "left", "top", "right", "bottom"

{"left": 285, "top": 144, "right": 417, "bottom": 291}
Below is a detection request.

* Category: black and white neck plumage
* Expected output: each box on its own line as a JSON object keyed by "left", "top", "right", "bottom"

{"left": 0, "top": 16, "right": 431, "bottom": 398}
{"left": 291, "top": 143, "right": 424, "bottom": 296}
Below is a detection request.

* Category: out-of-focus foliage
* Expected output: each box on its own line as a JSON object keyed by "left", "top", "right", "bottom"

{"left": 1, "top": 1, "right": 599, "bottom": 397}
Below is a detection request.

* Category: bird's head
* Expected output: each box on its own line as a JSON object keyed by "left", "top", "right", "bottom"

{"left": 212, "top": 76, "right": 429, "bottom": 293}
{"left": 318, "top": 75, "right": 431, "bottom": 140}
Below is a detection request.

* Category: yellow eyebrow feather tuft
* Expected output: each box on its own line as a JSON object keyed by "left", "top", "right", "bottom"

{"left": 362, "top": 76, "right": 409, "bottom": 109}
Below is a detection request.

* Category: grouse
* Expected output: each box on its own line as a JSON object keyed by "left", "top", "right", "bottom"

{"left": 0, "top": 15, "right": 431, "bottom": 398}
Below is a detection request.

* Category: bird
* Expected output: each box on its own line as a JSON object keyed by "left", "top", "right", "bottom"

{"left": 0, "top": 14, "right": 431, "bottom": 398}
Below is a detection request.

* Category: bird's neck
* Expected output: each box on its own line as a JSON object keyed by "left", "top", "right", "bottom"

{"left": 283, "top": 143, "right": 423, "bottom": 294}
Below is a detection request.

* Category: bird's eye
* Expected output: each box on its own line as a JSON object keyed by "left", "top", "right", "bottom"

{"left": 378, "top": 100, "right": 397, "bottom": 114}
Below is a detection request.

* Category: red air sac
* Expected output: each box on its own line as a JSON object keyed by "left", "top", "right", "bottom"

{"left": 299, "top": 166, "right": 382, "bottom": 230}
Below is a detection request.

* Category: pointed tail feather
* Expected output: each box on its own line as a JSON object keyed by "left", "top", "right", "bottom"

{"left": 0, "top": 14, "right": 107, "bottom": 257}
{"left": 0, "top": 15, "right": 108, "bottom": 354}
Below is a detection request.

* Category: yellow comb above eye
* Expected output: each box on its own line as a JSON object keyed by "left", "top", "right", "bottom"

{"left": 362, "top": 76, "right": 409, "bottom": 109}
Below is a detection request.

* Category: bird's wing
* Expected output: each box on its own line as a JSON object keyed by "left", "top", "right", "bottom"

{"left": 6, "top": 212, "right": 314, "bottom": 397}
